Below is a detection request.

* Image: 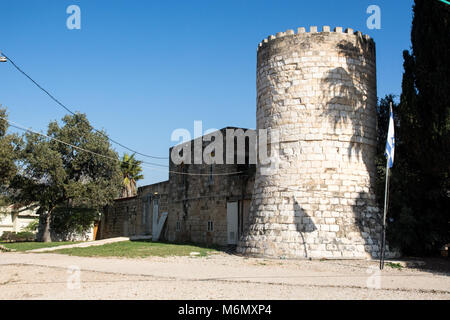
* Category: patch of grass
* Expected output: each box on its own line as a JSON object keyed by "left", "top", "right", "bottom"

{"left": 386, "top": 262, "right": 404, "bottom": 269}
{"left": 0, "top": 241, "right": 81, "bottom": 252}
{"left": 53, "top": 240, "right": 218, "bottom": 258}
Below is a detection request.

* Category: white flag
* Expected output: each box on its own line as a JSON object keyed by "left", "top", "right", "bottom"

{"left": 384, "top": 106, "right": 395, "bottom": 168}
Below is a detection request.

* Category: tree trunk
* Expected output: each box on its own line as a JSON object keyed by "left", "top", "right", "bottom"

{"left": 130, "top": 180, "right": 136, "bottom": 196}
{"left": 37, "top": 210, "right": 52, "bottom": 242}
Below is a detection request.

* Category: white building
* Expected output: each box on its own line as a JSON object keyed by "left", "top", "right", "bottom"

{"left": 0, "top": 204, "right": 39, "bottom": 235}
{"left": 0, "top": 204, "right": 94, "bottom": 241}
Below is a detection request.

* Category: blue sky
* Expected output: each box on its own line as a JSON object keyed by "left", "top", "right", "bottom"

{"left": 0, "top": 0, "right": 414, "bottom": 185}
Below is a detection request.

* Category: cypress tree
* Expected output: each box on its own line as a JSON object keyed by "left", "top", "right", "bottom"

{"left": 386, "top": 0, "right": 450, "bottom": 255}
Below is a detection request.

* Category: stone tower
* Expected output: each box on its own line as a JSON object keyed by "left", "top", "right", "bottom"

{"left": 238, "top": 26, "right": 395, "bottom": 259}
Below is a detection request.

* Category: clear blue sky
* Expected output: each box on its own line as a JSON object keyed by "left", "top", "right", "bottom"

{"left": 1, "top": 0, "right": 414, "bottom": 185}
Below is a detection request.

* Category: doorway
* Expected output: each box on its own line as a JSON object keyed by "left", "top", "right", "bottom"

{"left": 226, "top": 202, "right": 238, "bottom": 245}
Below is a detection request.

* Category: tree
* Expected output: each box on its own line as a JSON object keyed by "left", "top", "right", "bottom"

{"left": 120, "top": 153, "right": 144, "bottom": 198}
{"left": 380, "top": 0, "right": 450, "bottom": 255}
{"left": 0, "top": 106, "right": 20, "bottom": 187}
{"left": 9, "top": 113, "right": 122, "bottom": 242}
{"left": 0, "top": 106, "right": 21, "bottom": 207}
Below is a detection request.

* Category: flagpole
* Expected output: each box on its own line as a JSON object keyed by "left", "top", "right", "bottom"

{"left": 380, "top": 102, "right": 393, "bottom": 270}
{"left": 380, "top": 158, "right": 390, "bottom": 269}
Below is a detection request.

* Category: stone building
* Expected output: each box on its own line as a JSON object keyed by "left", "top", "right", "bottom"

{"left": 100, "top": 26, "right": 397, "bottom": 259}
{"left": 99, "top": 127, "right": 256, "bottom": 247}
{"left": 237, "top": 26, "right": 395, "bottom": 259}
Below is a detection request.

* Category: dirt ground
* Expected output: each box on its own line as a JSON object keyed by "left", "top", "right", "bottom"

{"left": 0, "top": 252, "right": 449, "bottom": 300}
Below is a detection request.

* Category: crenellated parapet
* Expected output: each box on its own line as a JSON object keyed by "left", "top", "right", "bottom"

{"left": 257, "top": 26, "right": 374, "bottom": 51}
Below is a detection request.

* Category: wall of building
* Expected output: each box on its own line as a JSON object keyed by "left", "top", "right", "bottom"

{"left": 165, "top": 168, "right": 254, "bottom": 246}
{"left": 0, "top": 205, "right": 39, "bottom": 236}
{"left": 99, "top": 128, "right": 256, "bottom": 247}
{"left": 167, "top": 128, "right": 255, "bottom": 246}
{"left": 99, "top": 196, "right": 137, "bottom": 239}
{"left": 99, "top": 181, "right": 169, "bottom": 239}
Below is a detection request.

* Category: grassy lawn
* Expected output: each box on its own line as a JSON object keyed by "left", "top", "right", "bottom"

{"left": 53, "top": 240, "right": 219, "bottom": 258}
{"left": 0, "top": 241, "right": 81, "bottom": 252}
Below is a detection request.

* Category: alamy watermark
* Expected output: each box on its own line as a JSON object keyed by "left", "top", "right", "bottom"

{"left": 66, "top": 5, "right": 81, "bottom": 30}
{"left": 366, "top": 5, "right": 381, "bottom": 30}
{"left": 170, "top": 121, "right": 282, "bottom": 175}
{"left": 67, "top": 265, "right": 81, "bottom": 289}
{"left": 366, "top": 266, "right": 381, "bottom": 290}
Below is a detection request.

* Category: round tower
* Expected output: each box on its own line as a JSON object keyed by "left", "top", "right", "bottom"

{"left": 238, "top": 26, "right": 394, "bottom": 259}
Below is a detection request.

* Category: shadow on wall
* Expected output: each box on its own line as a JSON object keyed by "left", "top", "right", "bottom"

{"left": 293, "top": 199, "right": 317, "bottom": 258}
{"left": 320, "top": 39, "right": 372, "bottom": 160}
{"left": 320, "top": 38, "right": 383, "bottom": 257}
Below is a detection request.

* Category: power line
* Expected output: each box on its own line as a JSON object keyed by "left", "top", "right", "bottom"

{"left": 3, "top": 117, "right": 246, "bottom": 176}
{"left": 6, "top": 121, "right": 124, "bottom": 164}
{"left": 1, "top": 51, "right": 169, "bottom": 160}
{"left": 3, "top": 117, "right": 167, "bottom": 168}
{"left": 1, "top": 53, "right": 247, "bottom": 176}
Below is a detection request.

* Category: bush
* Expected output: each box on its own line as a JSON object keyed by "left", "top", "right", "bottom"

{"left": 23, "top": 218, "right": 39, "bottom": 232}
{"left": 0, "top": 231, "right": 36, "bottom": 242}
{"left": 50, "top": 207, "right": 98, "bottom": 237}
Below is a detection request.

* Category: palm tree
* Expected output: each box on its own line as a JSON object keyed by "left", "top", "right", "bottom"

{"left": 120, "top": 153, "right": 144, "bottom": 198}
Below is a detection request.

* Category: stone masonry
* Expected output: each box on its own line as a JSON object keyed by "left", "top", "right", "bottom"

{"left": 237, "top": 26, "right": 397, "bottom": 259}
{"left": 165, "top": 127, "right": 255, "bottom": 245}
{"left": 99, "top": 128, "right": 255, "bottom": 246}
{"left": 99, "top": 182, "right": 169, "bottom": 239}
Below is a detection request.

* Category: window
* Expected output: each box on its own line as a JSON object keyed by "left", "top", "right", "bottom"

{"left": 176, "top": 220, "right": 181, "bottom": 232}
{"left": 207, "top": 220, "right": 214, "bottom": 232}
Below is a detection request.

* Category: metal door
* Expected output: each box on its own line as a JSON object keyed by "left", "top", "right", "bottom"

{"left": 227, "top": 202, "right": 238, "bottom": 245}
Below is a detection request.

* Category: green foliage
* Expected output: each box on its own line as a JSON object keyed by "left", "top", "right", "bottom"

{"left": 0, "top": 106, "right": 21, "bottom": 187}
{"left": 0, "top": 196, "right": 10, "bottom": 208}
{"left": 120, "top": 153, "right": 144, "bottom": 197}
{"left": 0, "top": 231, "right": 36, "bottom": 242}
{"left": 23, "top": 218, "right": 39, "bottom": 232}
{"left": 0, "top": 106, "right": 7, "bottom": 137}
{"left": 377, "top": 0, "right": 450, "bottom": 256}
{"left": 53, "top": 240, "right": 218, "bottom": 258}
{"left": 386, "top": 262, "right": 403, "bottom": 270}
{"left": 51, "top": 206, "right": 98, "bottom": 236}
{"left": 8, "top": 113, "right": 122, "bottom": 241}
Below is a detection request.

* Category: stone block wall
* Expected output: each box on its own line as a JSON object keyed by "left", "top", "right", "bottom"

{"left": 99, "top": 196, "right": 138, "bottom": 239}
{"left": 137, "top": 182, "right": 170, "bottom": 237}
{"left": 166, "top": 128, "right": 255, "bottom": 245}
{"left": 99, "top": 128, "right": 255, "bottom": 247}
{"left": 99, "top": 181, "right": 169, "bottom": 239}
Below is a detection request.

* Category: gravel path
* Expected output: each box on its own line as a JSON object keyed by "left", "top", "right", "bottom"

{"left": 0, "top": 252, "right": 449, "bottom": 299}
